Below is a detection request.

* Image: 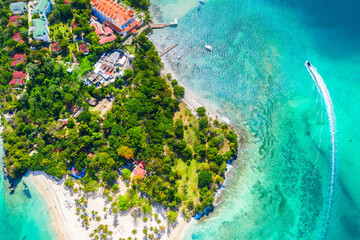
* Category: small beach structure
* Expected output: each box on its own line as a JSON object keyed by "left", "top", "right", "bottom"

{"left": 131, "top": 161, "right": 146, "bottom": 180}
{"left": 170, "top": 18, "right": 178, "bottom": 26}
{"left": 70, "top": 166, "right": 86, "bottom": 179}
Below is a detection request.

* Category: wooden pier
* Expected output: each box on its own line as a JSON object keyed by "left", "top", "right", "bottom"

{"left": 149, "top": 24, "right": 170, "bottom": 29}
{"left": 149, "top": 18, "right": 178, "bottom": 29}
{"left": 159, "top": 43, "right": 179, "bottom": 57}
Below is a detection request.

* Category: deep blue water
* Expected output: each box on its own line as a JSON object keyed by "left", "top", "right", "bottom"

{"left": 149, "top": 0, "right": 360, "bottom": 238}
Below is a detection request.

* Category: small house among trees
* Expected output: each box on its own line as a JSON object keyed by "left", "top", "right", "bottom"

{"left": 78, "top": 43, "right": 89, "bottom": 55}
{"left": 11, "top": 53, "right": 26, "bottom": 67}
{"left": 51, "top": 42, "right": 61, "bottom": 53}
{"left": 9, "top": 71, "right": 26, "bottom": 86}
{"left": 131, "top": 161, "right": 146, "bottom": 181}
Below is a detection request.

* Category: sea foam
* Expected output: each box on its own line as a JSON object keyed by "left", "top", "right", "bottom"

{"left": 305, "top": 62, "right": 337, "bottom": 238}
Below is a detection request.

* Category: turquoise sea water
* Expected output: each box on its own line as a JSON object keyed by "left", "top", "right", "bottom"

{"left": 0, "top": 128, "right": 57, "bottom": 240}
{"left": 149, "top": 0, "right": 360, "bottom": 239}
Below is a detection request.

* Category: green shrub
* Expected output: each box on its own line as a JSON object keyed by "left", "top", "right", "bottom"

{"left": 198, "top": 171, "right": 212, "bottom": 188}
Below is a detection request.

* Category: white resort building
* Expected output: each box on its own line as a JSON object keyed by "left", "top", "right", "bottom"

{"left": 30, "top": 0, "right": 53, "bottom": 42}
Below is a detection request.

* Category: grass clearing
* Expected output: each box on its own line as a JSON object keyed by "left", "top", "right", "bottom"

{"left": 126, "top": 45, "right": 136, "bottom": 55}
{"left": 79, "top": 56, "right": 93, "bottom": 76}
{"left": 174, "top": 159, "right": 200, "bottom": 208}
{"left": 49, "top": 23, "right": 72, "bottom": 42}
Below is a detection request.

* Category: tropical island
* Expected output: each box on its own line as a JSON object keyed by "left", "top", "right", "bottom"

{"left": 0, "top": 0, "right": 239, "bottom": 238}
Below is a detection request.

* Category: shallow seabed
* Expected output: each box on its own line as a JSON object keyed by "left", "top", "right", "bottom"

{"left": 0, "top": 127, "right": 58, "bottom": 240}
{"left": 149, "top": 0, "right": 360, "bottom": 239}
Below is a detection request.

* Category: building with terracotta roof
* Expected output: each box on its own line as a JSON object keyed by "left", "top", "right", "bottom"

{"left": 64, "top": 0, "right": 70, "bottom": 4}
{"left": 103, "top": 25, "right": 113, "bottom": 36}
{"left": 11, "top": 53, "right": 26, "bottom": 67}
{"left": 79, "top": 43, "right": 89, "bottom": 55}
{"left": 131, "top": 161, "right": 146, "bottom": 180}
{"left": 90, "top": 20, "right": 117, "bottom": 45}
{"left": 12, "top": 32, "right": 24, "bottom": 43}
{"left": 90, "top": 0, "right": 139, "bottom": 36}
{"left": 9, "top": 71, "right": 26, "bottom": 86}
{"left": 99, "top": 35, "right": 116, "bottom": 45}
{"left": 51, "top": 42, "right": 61, "bottom": 53}
{"left": 9, "top": 15, "right": 21, "bottom": 25}
{"left": 90, "top": 22, "right": 103, "bottom": 35}
{"left": 131, "top": 165, "right": 146, "bottom": 180}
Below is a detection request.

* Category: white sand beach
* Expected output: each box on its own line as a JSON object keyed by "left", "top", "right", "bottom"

{"left": 28, "top": 171, "right": 192, "bottom": 240}
{"left": 161, "top": 65, "right": 231, "bottom": 126}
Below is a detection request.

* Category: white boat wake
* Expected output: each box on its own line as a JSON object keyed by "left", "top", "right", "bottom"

{"left": 305, "top": 61, "right": 337, "bottom": 238}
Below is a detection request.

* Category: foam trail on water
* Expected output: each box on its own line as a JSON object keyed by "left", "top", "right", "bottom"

{"left": 305, "top": 61, "right": 336, "bottom": 238}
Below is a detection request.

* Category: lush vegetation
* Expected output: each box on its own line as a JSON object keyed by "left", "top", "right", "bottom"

{"left": 0, "top": 0, "right": 239, "bottom": 222}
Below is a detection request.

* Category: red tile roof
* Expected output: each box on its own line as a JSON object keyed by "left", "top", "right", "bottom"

{"left": 99, "top": 35, "right": 116, "bottom": 45}
{"left": 9, "top": 78, "right": 24, "bottom": 85}
{"left": 13, "top": 53, "right": 26, "bottom": 60}
{"left": 90, "top": 0, "right": 139, "bottom": 34}
{"left": 90, "top": 22, "right": 103, "bottom": 35}
{"left": 51, "top": 42, "right": 61, "bottom": 52}
{"left": 79, "top": 43, "right": 89, "bottom": 53}
{"left": 9, "top": 71, "right": 25, "bottom": 85}
{"left": 11, "top": 59, "right": 25, "bottom": 67}
{"left": 128, "top": 9, "right": 135, "bottom": 16}
{"left": 132, "top": 165, "right": 146, "bottom": 179}
{"left": 13, "top": 71, "right": 26, "bottom": 79}
{"left": 104, "top": 71, "right": 113, "bottom": 76}
{"left": 103, "top": 26, "right": 113, "bottom": 36}
{"left": 9, "top": 15, "right": 20, "bottom": 22}
{"left": 64, "top": 0, "right": 70, "bottom": 4}
{"left": 71, "top": 167, "right": 80, "bottom": 176}
{"left": 12, "top": 32, "right": 24, "bottom": 43}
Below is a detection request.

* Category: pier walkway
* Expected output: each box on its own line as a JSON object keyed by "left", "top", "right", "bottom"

{"left": 159, "top": 43, "right": 179, "bottom": 57}
{"left": 149, "top": 18, "right": 178, "bottom": 29}
{"left": 149, "top": 24, "right": 170, "bottom": 29}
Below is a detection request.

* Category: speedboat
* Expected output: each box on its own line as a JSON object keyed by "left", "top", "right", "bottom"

{"left": 197, "top": 4, "right": 201, "bottom": 10}
{"left": 306, "top": 61, "right": 311, "bottom": 67}
{"left": 205, "top": 45, "right": 213, "bottom": 51}
{"left": 199, "top": 0, "right": 205, "bottom": 4}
